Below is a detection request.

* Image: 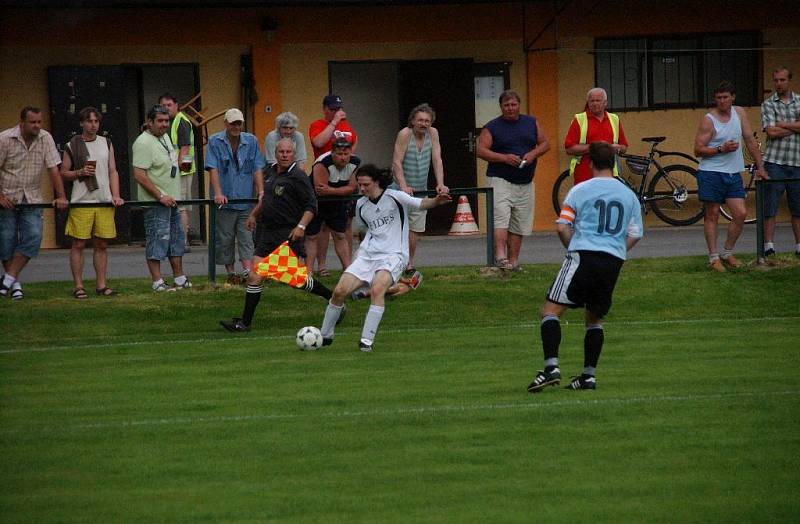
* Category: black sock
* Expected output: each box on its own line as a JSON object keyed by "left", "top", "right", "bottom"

{"left": 242, "top": 284, "right": 262, "bottom": 326}
{"left": 305, "top": 275, "right": 333, "bottom": 300}
{"left": 584, "top": 326, "right": 604, "bottom": 370}
{"left": 541, "top": 317, "right": 561, "bottom": 364}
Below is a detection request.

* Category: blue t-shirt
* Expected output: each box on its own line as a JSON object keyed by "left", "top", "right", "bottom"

{"left": 205, "top": 131, "right": 267, "bottom": 210}
{"left": 485, "top": 114, "right": 538, "bottom": 184}
{"left": 557, "top": 177, "right": 643, "bottom": 260}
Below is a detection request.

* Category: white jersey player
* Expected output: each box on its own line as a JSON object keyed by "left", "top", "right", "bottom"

{"left": 319, "top": 164, "right": 452, "bottom": 352}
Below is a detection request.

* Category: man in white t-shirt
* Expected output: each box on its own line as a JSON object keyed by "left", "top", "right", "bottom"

{"left": 60, "top": 107, "right": 125, "bottom": 298}
{"left": 318, "top": 164, "right": 451, "bottom": 352}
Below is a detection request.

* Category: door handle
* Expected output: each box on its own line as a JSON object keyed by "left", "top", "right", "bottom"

{"left": 460, "top": 131, "right": 475, "bottom": 153}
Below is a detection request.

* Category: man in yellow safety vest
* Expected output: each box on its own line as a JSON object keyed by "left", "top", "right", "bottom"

{"left": 564, "top": 87, "right": 628, "bottom": 185}
{"left": 159, "top": 92, "right": 196, "bottom": 251}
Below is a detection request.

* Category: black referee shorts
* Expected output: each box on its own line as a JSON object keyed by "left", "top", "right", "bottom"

{"left": 253, "top": 225, "right": 306, "bottom": 259}
{"left": 546, "top": 250, "right": 624, "bottom": 318}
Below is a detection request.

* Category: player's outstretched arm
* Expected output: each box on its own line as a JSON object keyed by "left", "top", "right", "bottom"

{"left": 420, "top": 192, "right": 452, "bottom": 210}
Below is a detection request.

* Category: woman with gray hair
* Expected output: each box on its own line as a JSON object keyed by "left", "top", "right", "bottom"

{"left": 264, "top": 111, "right": 307, "bottom": 168}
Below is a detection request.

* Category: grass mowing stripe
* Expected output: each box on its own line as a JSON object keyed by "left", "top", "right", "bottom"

{"left": 5, "top": 390, "right": 796, "bottom": 436}
{"left": 3, "top": 315, "right": 799, "bottom": 355}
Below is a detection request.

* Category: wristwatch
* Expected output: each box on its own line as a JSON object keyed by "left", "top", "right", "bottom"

{"left": 297, "top": 224, "right": 306, "bottom": 230}
{"left": 716, "top": 145, "right": 723, "bottom": 153}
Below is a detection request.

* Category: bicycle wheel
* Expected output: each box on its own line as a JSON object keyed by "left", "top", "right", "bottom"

{"left": 551, "top": 169, "right": 572, "bottom": 214}
{"left": 647, "top": 164, "right": 704, "bottom": 226}
{"left": 720, "top": 169, "right": 757, "bottom": 224}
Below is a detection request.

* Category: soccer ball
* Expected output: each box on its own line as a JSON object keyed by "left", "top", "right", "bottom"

{"left": 296, "top": 326, "right": 323, "bottom": 351}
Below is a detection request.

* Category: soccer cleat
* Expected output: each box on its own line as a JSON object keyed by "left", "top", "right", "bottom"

{"left": 707, "top": 259, "right": 726, "bottom": 272}
{"left": 564, "top": 375, "right": 597, "bottom": 390}
{"left": 359, "top": 340, "right": 373, "bottom": 353}
{"left": 764, "top": 247, "right": 776, "bottom": 257}
{"left": 322, "top": 337, "right": 333, "bottom": 347}
{"left": 720, "top": 255, "right": 742, "bottom": 268}
{"left": 527, "top": 367, "right": 561, "bottom": 393}
{"left": 220, "top": 318, "right": 250, "bottom": 333}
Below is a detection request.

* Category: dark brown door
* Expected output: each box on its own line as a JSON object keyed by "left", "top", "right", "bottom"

{"left": 398, "top": 59, "right": 476, "bottom": 234}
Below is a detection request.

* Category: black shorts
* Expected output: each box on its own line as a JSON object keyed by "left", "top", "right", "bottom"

{"left": 253, "top": 225, "right": 306, "bottom": 259}
{"left": 546, "top": 250, "right": 624, "bottom": 318}
{"left": 306, "top": 201, "right": 348, "bottom": 235}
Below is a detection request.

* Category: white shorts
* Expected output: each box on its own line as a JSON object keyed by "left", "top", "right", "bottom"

{"left": 408, "top": 208, "right": 427, "bottom": 233}
{"left": 344, "top": 254, "right": 405, "bottom": 286}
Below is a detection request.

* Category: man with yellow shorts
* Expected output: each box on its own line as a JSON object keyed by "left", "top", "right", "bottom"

{"left": 60, "top": 107, "right": 124, "bottom": 298}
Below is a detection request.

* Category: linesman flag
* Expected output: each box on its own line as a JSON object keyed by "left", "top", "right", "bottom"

{"left": 255, "top": 241, "right": 308, "bottom": 288}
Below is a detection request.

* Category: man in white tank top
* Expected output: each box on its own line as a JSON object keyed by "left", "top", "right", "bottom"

{"left": 60, "top": 107, "right": 125, "bottom": 298}
{"left": 694, "top": 81, "right": 766, "bottom": 272}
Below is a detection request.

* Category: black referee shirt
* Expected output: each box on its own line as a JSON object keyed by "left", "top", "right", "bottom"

{"left": 259, "top": 162, "right": 317, "bottom": 230}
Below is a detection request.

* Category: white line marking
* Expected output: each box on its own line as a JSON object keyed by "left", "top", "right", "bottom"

{"left": 2, "top": 316, "right": 798, "bottom": 355}
{"left": 3, "top": 390, "right": 795, "bottom": 436}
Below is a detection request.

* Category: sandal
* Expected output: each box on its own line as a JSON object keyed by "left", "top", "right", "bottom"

{"left": 95, "top": 286, "right": 117, "bottom": 296}
{"left": 11, "top": 286, "right": 23, "bottom": 301}
{"left": 73, "top": 287, "right": 88, "bottom": 299}
{"left": 403, "top": 266, "right": 416, "bottom": 276}
{"left": 318, "top": 268, "right": 331, "bottom": 277}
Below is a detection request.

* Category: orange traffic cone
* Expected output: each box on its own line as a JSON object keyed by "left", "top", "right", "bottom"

{"left": 449, "top": 195, "right": 480, "bottom": 236}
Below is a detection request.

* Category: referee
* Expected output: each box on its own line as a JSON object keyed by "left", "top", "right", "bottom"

{"left": 528, "top": 142, "right": 643, "bottom": 392}
{"left": 221, "top": 138, "right": 333, "bottom": 333}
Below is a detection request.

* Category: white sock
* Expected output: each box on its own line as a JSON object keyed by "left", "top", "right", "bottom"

{"left": 321, "top": 301, "right": 344, "bottom": 339}
{"left": 361, "top": 305, "right": 385, "bottom": 344}
{"left": 708, "top": 253, "right": 719, "bottom": 263}
{"left": 721, "top": 248, "right": 733, "bottom": 259}
{"left": 11, "top": 281, "right": 21, "bottom": 290}
{"left": 764, "top": 242, "right": 774, "bottom": 251}
{"left": 795, "top": 243, "right": 800, "bottom": 253}
{"left": 174, "top": 275, "right": 187, "bottom": 286}
{"left": 2, "top": 274, "right": 16, "bottom": 287}
{"left": 152, "top": 278, "right": 165, "bottom": 290}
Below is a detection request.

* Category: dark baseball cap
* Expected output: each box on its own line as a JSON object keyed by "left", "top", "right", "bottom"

{"left": 332, "top": 137, "right": 352, "bottom": 149}
{"left": 323, "top": 94, "right": 343, "bottom": 109}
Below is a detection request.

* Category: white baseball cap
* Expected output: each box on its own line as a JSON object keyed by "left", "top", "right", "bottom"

{"left": 224, "top": 108, "right": 245, "bottom": 123}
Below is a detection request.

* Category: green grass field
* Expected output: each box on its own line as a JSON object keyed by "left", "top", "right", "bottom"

{"left": 2, "top": 256, "right": 799, "bottom": 522}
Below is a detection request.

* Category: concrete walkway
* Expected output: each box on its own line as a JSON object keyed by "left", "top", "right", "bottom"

{"left": 19, "top": 223, "right": 796, "bottom": 283}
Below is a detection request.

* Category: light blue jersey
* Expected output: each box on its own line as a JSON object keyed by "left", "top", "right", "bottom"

{"left": 557, "top": 177, "right": 643, "bottom": 260}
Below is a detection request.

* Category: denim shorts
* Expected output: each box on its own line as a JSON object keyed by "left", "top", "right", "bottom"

{"left": 697, "top": 170, "right": 745, "bottom": 203}
{"left": 764, "top": 162, "right": 800, "bottom": 217}
{"left": 0, "top": 207, "right": 43, "bottom": 261}
{"left": 143, "top": 206, "right": 185, "bottom": 260}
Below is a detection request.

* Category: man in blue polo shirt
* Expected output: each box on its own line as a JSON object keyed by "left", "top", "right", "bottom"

{"left": 207, "top": 108, "right": 266, "bottom": 285}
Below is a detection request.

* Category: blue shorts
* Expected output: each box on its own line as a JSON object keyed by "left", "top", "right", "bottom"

{"left": 697, "top": 170, "right": 745, "bottom": 203}
{"left": 0, "top": 207, "right": 43, "bottom": 261}
{"left": 764, "top": 162, "right": 800, "bottom": 218}
{"left": 143, "top": 206, "right": 185, "bottom": 260}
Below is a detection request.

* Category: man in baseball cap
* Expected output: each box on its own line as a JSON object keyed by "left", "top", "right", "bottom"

{"left": 206, "top": 107, "right": 266, "bottom": 286}
{"left": 309, "top": 94, "right": 357, "bottom": 160}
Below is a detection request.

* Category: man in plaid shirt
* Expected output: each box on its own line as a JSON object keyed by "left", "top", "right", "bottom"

{"left": 0, "top": 107, "right": 68, "bottom": 300}
{"left": 761, "top": 66, "right": 800, "bottom": 257}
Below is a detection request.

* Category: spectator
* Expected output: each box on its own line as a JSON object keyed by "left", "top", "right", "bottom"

{"left": 207, "top": 108, "right": 266, "bottom": 285}
{"left": 476, "top": 90, "right": 550, "bottom": 271}
{"left": 132, "top": 105, "right": 192, "bottom": 291}
{"left": 265, "top": 111, "right": 307, "bottom": 170}
{"left": 60, "top": 107, "right": 124, "bottom": 298}
{"left": 391, "top": 103, "right": 449, "bottom": 275}
{"left": 159, "top": 93, "right": 196, "bottom": 252}
{"left": 0, "top": 106, "right": 68, "bottom": 300}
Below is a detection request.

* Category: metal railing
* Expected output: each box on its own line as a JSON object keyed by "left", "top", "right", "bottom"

{"left": 14, "top": 187, "right": 495, "bottom": 282}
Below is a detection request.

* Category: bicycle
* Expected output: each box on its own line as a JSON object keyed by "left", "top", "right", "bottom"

{"left": 552, "top": 137, "right": 704, "bottom": 226}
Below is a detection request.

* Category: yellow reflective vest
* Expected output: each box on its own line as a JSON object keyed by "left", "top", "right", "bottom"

{"left": 569, "top": 111, "right": 620, "bottom": 176}
{"left": 170, "top": 111, "right": 196, "bottom": 176}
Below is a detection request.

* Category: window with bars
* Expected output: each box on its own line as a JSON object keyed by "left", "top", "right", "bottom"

{"left": 595, "top": 32, "right": 759, "bottom": 111}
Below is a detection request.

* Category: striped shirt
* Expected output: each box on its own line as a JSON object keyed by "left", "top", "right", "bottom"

{"left": 401, "top": 130, "right": 432, "bottom": 190}
{"left": 0, "top": 125, "right": 61, "bottom": 204}
{"left": 761, "top": 91, "right": 800, "bottom": 167}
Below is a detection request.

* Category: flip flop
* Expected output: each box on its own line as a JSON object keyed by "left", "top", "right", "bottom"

{"left": 318, "top": 268, "right": 331, "bottom": 277}
{"left": 73, "top": 287, "right": 88, "bottom": 299}
{"left": 95, "top": 287, "right": 117, "bottom": 296}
